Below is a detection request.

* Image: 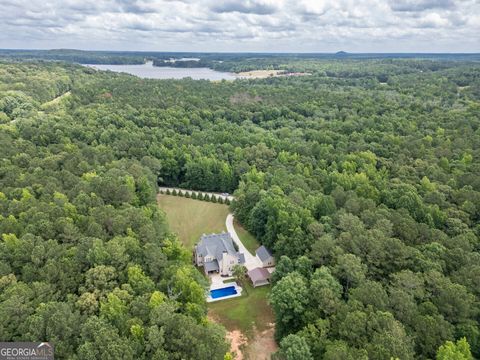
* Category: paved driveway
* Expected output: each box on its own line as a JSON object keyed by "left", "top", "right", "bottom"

{"left": 226, "top": 214, "right": 263, "bottom": 271}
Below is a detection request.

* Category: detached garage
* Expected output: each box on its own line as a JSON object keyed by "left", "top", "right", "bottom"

{"left": 256, "top": 245, "right": 275, "bottom": 267}
{"left": 248, "top": 267, "right": 271, "bottom": 288}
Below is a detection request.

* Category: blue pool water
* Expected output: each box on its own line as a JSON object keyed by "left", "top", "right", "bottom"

{"left": 210, "top": 286, "right": 237, "bottom": 299}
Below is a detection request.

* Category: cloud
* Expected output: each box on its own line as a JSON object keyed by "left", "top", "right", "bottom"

{"left": 389, "top": 0, "right": 455, "bottom": 12}
{"left": 115, "top": 0, "right": 159, "bottom": 14}
{"left": 0, "top": 0, "right": 478, "bottom": 52}
{"left": 210, "top": 0, "right": 278, "bottom": 15}
{"left": 416, "top": 13, "right": 451, "bottom": 28}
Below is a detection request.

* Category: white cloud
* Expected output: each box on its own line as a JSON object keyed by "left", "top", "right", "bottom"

{"left": 0, "top": 0, "right": 478, "bottom": 52}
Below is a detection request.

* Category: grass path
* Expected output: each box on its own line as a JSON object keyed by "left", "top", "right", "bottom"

{"left": 41, "top": 90, "right": 71, "bottom": 109}
{"left": 5, "top": 91, "right": 72, "bottom": 125}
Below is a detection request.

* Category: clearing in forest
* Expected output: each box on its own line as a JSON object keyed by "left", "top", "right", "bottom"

{"left": 208, "top": 282, "right": 276, "bottom": 359}
{"left": 157, "top": 193, "right": 273, "bottom": 359}
{"left": 236, "top": 69, "right": 311, "bottom": 79}
{"left": 157, "top": 193, "right": 260, "bottom": 252}
{"left": 157, "top": 194, "right": 230, "bottom": 249}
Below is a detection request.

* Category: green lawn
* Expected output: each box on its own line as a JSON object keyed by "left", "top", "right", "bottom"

{"left": 208, "top": 283, "right": 274, "bottom": 337}
{"left": 157, "top": 194, "right": 230, "bottom": 249}
{"left": 233, "top": 219, "right": 260, "bottom": 254}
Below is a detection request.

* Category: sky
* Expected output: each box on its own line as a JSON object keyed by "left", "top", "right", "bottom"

{"left": 0, "top": 0, "right": 479, "bottom": 53}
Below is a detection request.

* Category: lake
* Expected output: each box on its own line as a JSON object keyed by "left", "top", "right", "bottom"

{"left": 85, "top": 62, "right": 238, "bottom": 81}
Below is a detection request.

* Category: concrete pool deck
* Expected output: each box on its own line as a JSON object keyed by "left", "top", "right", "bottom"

{"left": 207, "top": 281, "right": 243, "bottom": 303}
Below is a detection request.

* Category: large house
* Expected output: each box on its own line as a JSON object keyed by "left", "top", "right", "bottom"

{"left": 194, "top": 232, "right": 245, "bottom": 276}
{"left": 256, "top": 245, "right": 275, "bottom": 267}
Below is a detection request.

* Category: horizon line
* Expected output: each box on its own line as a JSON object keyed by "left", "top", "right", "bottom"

{"left": 1, "top": 48, "right": 480, "bottom": 55}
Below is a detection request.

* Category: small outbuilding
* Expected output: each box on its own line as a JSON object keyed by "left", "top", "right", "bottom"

{"left": 248, "top": 267, "right": 271, "bottom": 287}
{"left": 256, "top": 245, "right": 275, "bottom": 267}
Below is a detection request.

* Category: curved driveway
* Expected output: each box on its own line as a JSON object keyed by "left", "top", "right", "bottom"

{"left": 226, "top": 214, "right": 262, "bottom": 271}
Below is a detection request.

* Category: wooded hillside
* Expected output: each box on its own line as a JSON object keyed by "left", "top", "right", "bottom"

{"left": 0, "top": 57, "right": 479, "bottom": 359}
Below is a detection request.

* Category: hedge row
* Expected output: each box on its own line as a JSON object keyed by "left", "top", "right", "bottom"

{"left": 159, "top": 188, "right": 231, "bottom": 205}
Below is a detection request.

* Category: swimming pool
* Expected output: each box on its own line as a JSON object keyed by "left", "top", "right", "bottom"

{"left": 210, "top": 286, "right": 238, "bottom": 299}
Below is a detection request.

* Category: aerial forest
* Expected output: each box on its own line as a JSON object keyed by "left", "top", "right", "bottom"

{"left": 0, "top": 57, "right": 479, "bottom": 359}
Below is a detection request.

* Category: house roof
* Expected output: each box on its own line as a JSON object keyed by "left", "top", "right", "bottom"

{"left": 256, "top": 245, "right": 273, "bottom": 262}
{"left": 204, "top": 260, "right": 219, "bottom": 272}
{"left": 238, "top": 253, "right": 246, "bottom": 264}
{"left": 196, "top": 232, "right": 237, "bottom": 260}
{"left": 248, "top": 267, "right": 271, "bottom": 283}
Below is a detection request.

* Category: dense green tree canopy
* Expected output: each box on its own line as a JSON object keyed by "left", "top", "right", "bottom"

{"left": 1, "top": 56, "right": 479, "bottom": 359}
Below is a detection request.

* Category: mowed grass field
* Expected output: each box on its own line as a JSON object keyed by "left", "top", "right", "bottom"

{"left": 208, "top": 283, "right": 276, "bottom": 358}
{"left": 157, "top": 194, "right": 230, "bottom": 249}
{"left": 208, "top": 283, "right": 273, "bottom": 335}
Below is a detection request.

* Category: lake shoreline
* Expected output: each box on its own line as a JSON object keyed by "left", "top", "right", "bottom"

{"left": 84, "top": 62, "right": 238, "bottom": 81}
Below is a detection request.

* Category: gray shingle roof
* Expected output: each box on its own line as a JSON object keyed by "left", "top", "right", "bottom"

{"left": 238, "top": 253, "right": 246, "bottom": 264}
{"left": 196, "top": 232, "right": 237, "bottom": 260}
{"left": 204, "top": 261, "right": 219, "bottom": 272}
{"left": 256, "top": 245, "right": 273, "bottom": 262}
